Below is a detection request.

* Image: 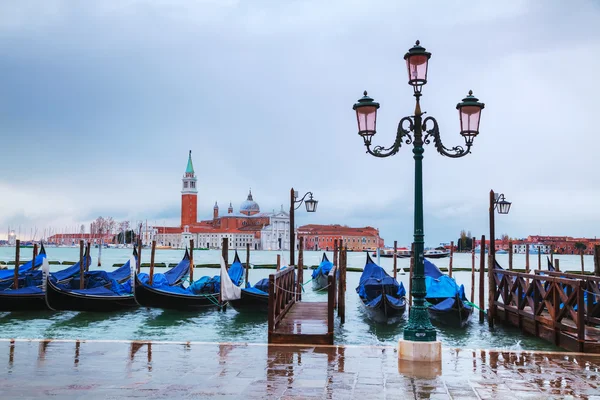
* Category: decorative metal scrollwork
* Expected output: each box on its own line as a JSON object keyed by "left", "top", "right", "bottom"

{"left": 422, "top": 116, "right": 470, "bottom": 158}
{"left": 364, "top": 117, "right": 414, "bottom": 158}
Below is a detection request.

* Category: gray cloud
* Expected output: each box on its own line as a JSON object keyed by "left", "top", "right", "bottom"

{"left": 1, "top": 1, "right": 599, "bottom": 246}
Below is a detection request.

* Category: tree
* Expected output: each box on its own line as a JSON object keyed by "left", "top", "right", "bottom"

{"left": 575, "top": 242, "right": 587, "bottom": 273}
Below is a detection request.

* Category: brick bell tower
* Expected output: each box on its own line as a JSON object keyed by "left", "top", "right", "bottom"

{"left": 181, "top": 150, "right": 198, "bottom": 227}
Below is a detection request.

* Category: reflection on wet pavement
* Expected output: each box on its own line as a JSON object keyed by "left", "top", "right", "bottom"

{"left": 1, "top": 339, "right": 599, "bottom": 399}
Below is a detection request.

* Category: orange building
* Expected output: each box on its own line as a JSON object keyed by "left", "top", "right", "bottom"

{"left": 298, "top": 224, "right": 383, "bottom": 251}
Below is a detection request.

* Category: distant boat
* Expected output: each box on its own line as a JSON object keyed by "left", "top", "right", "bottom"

{"left": 424, "top": 249, "right": 450, "bottom": 259}
{"left": 371, "top": 247, "right": 412, "bottom": 258}
{"left": 356, "top": 254, "right": 406, "bottom": 323}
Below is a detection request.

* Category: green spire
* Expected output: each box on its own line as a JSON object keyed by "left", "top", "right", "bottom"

{"left": 185, "top": 150, "right": 194, "bottom": 174}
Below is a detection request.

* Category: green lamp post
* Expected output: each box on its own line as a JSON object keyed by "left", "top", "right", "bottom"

{"left": 353, "top": 41, "right": 485, "bottom": 344}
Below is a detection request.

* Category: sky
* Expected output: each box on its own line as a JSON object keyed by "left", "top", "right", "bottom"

{"left": 1, "top": 0, "right": 600, "bottom": 246}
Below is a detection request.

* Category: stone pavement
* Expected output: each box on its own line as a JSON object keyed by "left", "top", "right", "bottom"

{"left": 1, "top": 339, "right": 600, "bottom": 399}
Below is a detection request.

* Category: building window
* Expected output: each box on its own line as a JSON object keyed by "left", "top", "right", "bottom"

{"left": 191, "top": 182, "right": 195, "bottom": 188}
{"left": 184, "top": 182, "right": 188, "bottom": 188}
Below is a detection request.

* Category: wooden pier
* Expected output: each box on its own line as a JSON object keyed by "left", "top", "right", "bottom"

{"left": 490, "top": 266, "right": 600, "bottom": 353}
{"left": 268, "top": 246, "right": 346, "bottom": 345}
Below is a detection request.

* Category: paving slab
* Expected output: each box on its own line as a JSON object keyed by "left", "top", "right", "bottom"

{"left": 1, "top": 339, "right": 600, "bottom": 399}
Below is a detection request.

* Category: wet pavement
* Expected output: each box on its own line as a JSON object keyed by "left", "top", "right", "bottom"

{"left": 1, "top": 339, "right": 600, "bottom": 399}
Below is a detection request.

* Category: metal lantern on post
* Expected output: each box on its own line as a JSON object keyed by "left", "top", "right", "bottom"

{"left": 353, "top": 92, "right": 380, "bottom": 145}
{"left": 352, "top": 40, "right": 485, "bottom": 363}
{"left": 456, "top": 91, "right": 485, "bottom": 146}
{"left": 404, "top": 40, "right": 431, "bottom": 91}
{"left": 289, "top": 189, "right": 318, "bottom": 267}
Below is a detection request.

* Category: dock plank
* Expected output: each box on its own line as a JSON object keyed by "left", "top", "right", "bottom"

{"left": 269, "top": 302, "right": 332, "bottom": 345}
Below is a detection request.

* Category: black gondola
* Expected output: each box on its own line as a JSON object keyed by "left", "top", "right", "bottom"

{"left": 424, "top": 259, "right": 473, "bottom": 328}
{"left": 0, "top": 243, "right": 47, "bottom": 290}
{"left": 45, "top": 248, "right": 138, "bottom": 312}
{"left": 312, "top": 253, "right": 332, "bottom": 291}
{"left": 0, "top": 247, "right": 91, "bottom": 312}
{"left": 134, "top": 251, "right": 244, "bottom": 311}
{"left": 356, "top": 254, "right": 406, "bottom": 323}
{"left": 228, "top": 263, "right": 274, "bottom": 313}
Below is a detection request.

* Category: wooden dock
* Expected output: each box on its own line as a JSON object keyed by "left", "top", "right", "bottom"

{"left": 490, "top": 265, "right": 600, "bottom": 353}
{"left": 268, "top": 244, "right": 346, "bottom": 345}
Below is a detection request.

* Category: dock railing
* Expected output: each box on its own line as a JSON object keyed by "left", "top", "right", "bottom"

{"left": 327, "top": 264, "right": 338, "bottom": 336}
{"left": 534, "top": 269, "right": 600, "bottom": 326}
{"left": 268, "top": 266, "right": 297, "bottom": 337}
{"left": 493, "top": 268, "right": 586, "bottom": 351}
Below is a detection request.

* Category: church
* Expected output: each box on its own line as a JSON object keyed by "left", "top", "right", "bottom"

{"left": 149, "top": 151, "right": 291, "bottom": 250}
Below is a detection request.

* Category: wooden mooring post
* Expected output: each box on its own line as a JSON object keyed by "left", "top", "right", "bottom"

{"left": 86, "top": 242, "right": 91, "bottom": 272}
{"left": 338, "top": 247, "right": 346, "bottom": 324}
{"left": 581, "top": 249, "right": 585, "bottom": 274}
{"left": 333, "top": 239, "right": 338, "bottom": 267}
{"left": 31, "top": 244, "right": 38, "bottom": 271}
{"left": 525, "top": 245, "right": 530, "bottom": 274}
{"left": 149, "top": 240, "right": 156, "bottom": 285}
{"left": 555, "top": 259, "right": 560, "bottom": 272}
{"left": 78, "top": 240, "right": 84, "bottom": 289}
{"left": 508, "top": 240, "right": 513, "bottom": 270}
{"left": 595, "top": 245, "right": 600, "bottom": 276}
{"left": 222, "top": 238, "right": 229, "bottom": 266}
{"left": 479, "top": 235, "right": 486, "bottom": 323}
{"left": 449, "top": 241, "right": 454, "bottom": 278}
{"left": 245, "top": 243, "right": 250, "bottom": 287}
{"left": 276, "top": 254, "right": 281, "bottom": 271}
{"left": 471, "top": 237, "right": 476, "bottom": 303}
{"left": 393, "top": 240, "right": 398, "bottom": 280}
{"left": 551, "top": 244, "right": 555, "bottom": 264}
{"left": 13, "top": 240, "right": 20, "bottom": 289}
{"left": 538, "top": 246, "right": 542, "bottom": 270}
{"left": 189, "top": 239, "right": 194, "bottom": 282}
{"left": 137, "top": 239, "right": 142, "bottom": 274}
{"left": 297, "top": 237, "right": 304, "bottom": 301}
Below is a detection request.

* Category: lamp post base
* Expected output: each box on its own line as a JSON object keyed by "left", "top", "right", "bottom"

{"left": 398, "top": 339, "right": 442, "bottom": 362}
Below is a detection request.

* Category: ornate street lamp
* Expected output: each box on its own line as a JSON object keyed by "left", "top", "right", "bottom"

{"left": 289, "top": 189, "right": 317, "bottom": 266}
{"left": 353, "top": 41, "right": 485, "bottom": 353}
{"left": 489, "top": 190, "right": 511, "bottom": 328}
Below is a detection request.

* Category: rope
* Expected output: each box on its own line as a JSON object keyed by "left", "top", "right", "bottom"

{"left": 465, "top": 301, "right": 487, "bottom": 314}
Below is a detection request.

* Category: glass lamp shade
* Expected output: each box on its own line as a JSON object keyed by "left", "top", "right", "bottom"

{"left": 305, "top": 198, "right": 318, "bottom": 213}
{"left": 404, "top": 40, "right": 431, "bottom": 88}
{"left": 497, "top": 200, "right": 511, "bottom": 214}
{"left": 456, "top": 90, "right": 485, "bottom": 145}
{"left": 353, "top": 91, "right": 380, "bottom": 141}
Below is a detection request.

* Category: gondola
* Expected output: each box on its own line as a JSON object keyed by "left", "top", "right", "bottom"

{"left": 0, "top": 247, "right": 91, "bottom": 312}
{"left": 312, "top": 253, "right": 333, "bottom": 291}
{"left": 0, "top": 243, "right": 47, "bottom": 290}
{"left": 134, "top": 250, "right": 244, "bottom": 311}
{"left": 424, "top": 259, "right": 472, "bottom": 328}
{"left": 228, "top": 258, "right": 290, "bottom": 313}
{"left": 45, "top": 248, "right": 139, "bottom": 312}
{"left": 356, "top": 254, "right": 406, "bottom": 323}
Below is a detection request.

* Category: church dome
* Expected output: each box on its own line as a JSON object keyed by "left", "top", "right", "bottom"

{"left": 240, "top": 190, "right": 260, "bottom": 215}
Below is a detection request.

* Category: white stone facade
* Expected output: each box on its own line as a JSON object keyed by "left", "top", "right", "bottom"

{"left": 260, "top": 211, "right": 291, "bottom": 251}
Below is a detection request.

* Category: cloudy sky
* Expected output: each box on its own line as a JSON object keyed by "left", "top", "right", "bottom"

{"left": 1, "top": 0, "right": 599, "bottom": 246}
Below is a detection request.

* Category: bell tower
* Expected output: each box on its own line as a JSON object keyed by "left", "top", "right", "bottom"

{"left": 181, "top": 150, "right": 198, "bottom": 227}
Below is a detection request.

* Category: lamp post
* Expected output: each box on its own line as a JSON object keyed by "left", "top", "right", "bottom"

{"left": 353, "top": 41, "right": 485, "bottom": 354}
{"left": 488, "top": 190, "right": 511, "bottom": 328}
{"left": 289, "top": 188, "right": 317, "bottom": 266}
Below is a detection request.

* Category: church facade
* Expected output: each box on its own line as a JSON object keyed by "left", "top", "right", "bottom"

{"left": 151, "top": 151, "right": 291, "bottom": 250}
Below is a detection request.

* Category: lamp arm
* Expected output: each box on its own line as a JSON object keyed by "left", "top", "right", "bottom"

{"left": 422, "top": 116, "right": 471, "bottom": 158}
{"left": 293, "top": 191, "right": 314, "bottom": 210}
{"left": 364, "top": 116, "right": 414, "bottom": 158}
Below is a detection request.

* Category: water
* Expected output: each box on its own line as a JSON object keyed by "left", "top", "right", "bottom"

{"left": 0, "top": 246, "right": 587, "bottom": 351}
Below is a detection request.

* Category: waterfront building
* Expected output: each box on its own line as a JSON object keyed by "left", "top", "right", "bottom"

{"left": 475, "top": 235, "right": 600, "bottom": 255}
{"left": 47, "top": 233, "right": 114, "bottom": 246}
{"left": 152, "top": 151, "right": 291, "bottom": 250}
{"left": 298, "top": 224, "right": 383, "bottom": 251}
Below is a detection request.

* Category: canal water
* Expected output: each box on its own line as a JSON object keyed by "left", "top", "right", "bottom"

{"left": 0, "top": 247, "right": 591, "bottom": 351}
